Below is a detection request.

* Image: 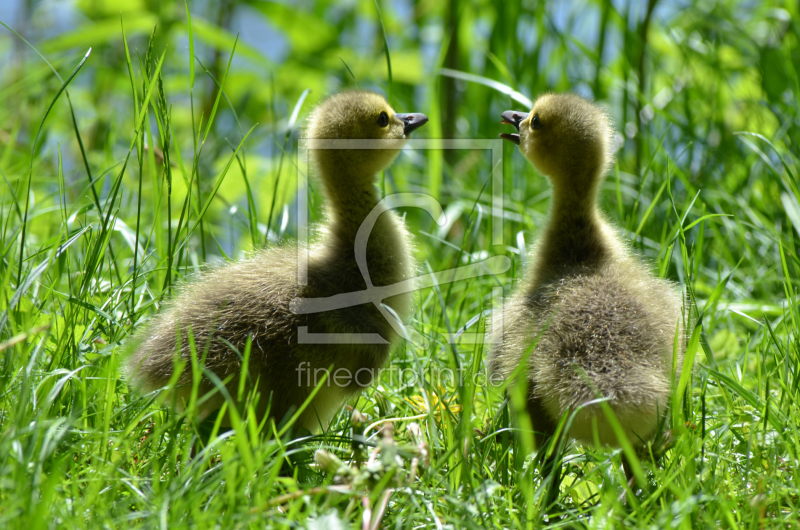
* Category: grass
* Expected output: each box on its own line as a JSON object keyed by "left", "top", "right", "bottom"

{"left": 1, "top": 0, "right": 800, "bottom": 527}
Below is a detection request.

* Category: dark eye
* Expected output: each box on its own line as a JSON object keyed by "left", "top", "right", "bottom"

{"left": 531, "top": 114, "right": 541, "bottom": 130}
{"left": 378, "top": 111, "right": 390, "bottom": 127}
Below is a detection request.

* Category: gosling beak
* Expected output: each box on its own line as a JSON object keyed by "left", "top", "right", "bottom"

{"left": 395, "top": 113, "right": 429, "bottom": 135}
{"left": 500, "top": 110, "right": 528, "bottom": 145}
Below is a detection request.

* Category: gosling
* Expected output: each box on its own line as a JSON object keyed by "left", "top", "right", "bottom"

{"left": 125, "top": 91, "right": 428, "bottom": 433}
{"left": 488, "top": 93, "right": 684, "bottom": 468}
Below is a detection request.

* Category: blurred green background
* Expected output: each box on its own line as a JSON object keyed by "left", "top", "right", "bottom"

{"left": 1, "top": 0, "right": 795, "bottom": 253}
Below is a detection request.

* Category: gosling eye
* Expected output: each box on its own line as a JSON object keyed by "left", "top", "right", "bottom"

{"left": 378, "top": 111, "right": 390, "bottom": 128}
{"left": 531, "top": 114, "right": 541, "bottom": 130}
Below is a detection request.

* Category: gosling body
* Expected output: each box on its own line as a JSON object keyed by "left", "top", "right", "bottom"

{"left": 489, "top": 94, "right": 684, "bottom": 449}
{"left": 125, "top": 91, "right": 428, "bottom": 432}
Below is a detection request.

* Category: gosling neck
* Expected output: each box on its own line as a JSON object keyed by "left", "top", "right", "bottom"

{"left": 536, "top": 170, "right": 609, "bottom": 280}
{"left": 320, "top": 166, "right": 386, "bottom": 245}
{"left": 548, "top": 175, "right": 601, "bottom": 226}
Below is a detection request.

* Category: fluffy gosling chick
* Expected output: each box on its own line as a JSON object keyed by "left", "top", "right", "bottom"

{"left": 489, "top": 93, "right": 684, "bottom": 454}
{"left": 125, "top": 91, "right": 428, "bottom": 433}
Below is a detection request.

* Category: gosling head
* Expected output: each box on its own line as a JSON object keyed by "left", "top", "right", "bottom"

{"left": 306, "top": 91, "right": 428, "bottom": 181}
{"left": 501, "top": 93, "right": 614, "bottom": 192}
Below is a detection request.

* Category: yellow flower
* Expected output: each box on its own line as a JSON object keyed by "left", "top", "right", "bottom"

{"left": 405, "top": 388, "right": 462, "bottom": 415}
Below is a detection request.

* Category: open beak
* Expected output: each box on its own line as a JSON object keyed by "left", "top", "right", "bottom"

{"left": 396, "top": 113, "right": 429, "bottom": 135}
{"left": 499, "top": 110, "right": 528, "bottom": 145}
